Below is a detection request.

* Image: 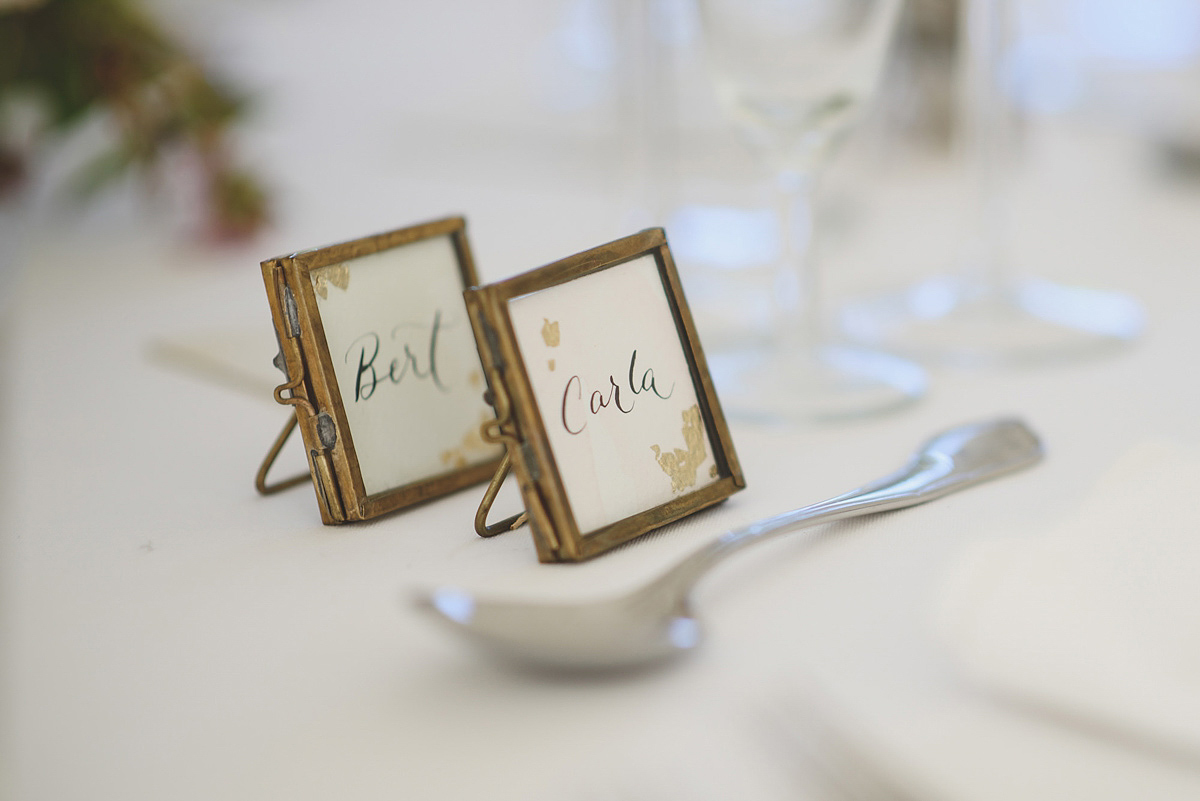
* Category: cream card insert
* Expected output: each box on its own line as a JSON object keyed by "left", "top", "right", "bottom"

{"left": 312, "top": 235, "right": 497, "bottom": 496}
{"left": 508, "top": 254, "right": 719, "bottom": 534}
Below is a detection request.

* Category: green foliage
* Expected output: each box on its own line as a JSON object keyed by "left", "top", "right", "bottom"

{"left": 0, "top": 0, "right": 268, "bottom": 239}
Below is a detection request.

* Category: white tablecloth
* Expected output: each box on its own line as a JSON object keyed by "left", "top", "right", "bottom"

{"left": 3, "top": 2, "right": 1200, "bottom": 798}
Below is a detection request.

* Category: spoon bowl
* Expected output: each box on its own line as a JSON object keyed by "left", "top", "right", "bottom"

{"left": 416, "top": 418, "right": 1043, "bottom": 671}
{"left": 419, "top": 584, "right": 698, "bottom": 670}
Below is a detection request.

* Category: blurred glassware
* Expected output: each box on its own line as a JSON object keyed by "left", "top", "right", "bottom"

{"left": 655, "top": 0, "right": 957, "bottom": 357}
{"left": 840, "top": 0, "right": 1145, "bottom": 367}
{"left": 697, "top": 0, "right": 925, "bottom": 422}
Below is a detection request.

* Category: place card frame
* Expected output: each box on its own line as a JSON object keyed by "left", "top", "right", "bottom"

{"left": 258, "top": 216, "right": 503, "bottom": 523}
{"left": 465, "top": 227, "right": 745, "bottom": 562}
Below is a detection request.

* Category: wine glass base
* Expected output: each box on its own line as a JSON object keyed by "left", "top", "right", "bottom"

{"left": 840, "top": 276, "right": 1144, "bottom": 368}
{"left": 708, "top": 343, "right": 926, "bottom": 424}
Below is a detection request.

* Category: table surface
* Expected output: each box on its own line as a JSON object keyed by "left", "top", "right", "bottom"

{"left": 4, "top": 2, "right": 1200, "bottom": 799}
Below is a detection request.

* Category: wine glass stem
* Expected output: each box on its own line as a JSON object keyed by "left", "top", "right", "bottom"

{"left": 774, "top": 169, "right": 822, "bottom": 356}
{"left": 963, "top": 0, "right": 1012, "bottom": 295}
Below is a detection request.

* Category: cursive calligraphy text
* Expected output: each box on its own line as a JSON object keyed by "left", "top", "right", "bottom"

{"left": 346, "top": 311, "right": 449, "bottom": 402}
{"left": 560, "top": 349, "right": 675, "bottom": 435}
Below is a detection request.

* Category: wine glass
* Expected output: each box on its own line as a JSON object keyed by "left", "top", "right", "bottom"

{"left": 696, "top": 0, "right": 925, "bottom": 423}
{"left": 839, "top": 0, "right": 1143, "bottom": 367}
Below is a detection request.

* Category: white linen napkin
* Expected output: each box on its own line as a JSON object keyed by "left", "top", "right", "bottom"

{"left": 939, "top": 441, "right": 1200, "bottom": 764}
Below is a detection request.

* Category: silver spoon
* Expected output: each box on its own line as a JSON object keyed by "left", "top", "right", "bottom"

{"left": 415, "top": 418, "right": 1042, "bottom": 670}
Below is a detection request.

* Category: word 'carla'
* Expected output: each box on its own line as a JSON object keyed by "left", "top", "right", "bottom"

{"left": 560, "top": 349, "right": 675, "bottom": 435}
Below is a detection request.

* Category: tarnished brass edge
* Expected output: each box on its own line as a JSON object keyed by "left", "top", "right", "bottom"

{"left": 260, "top": 257, "right": 346, "bottom": 523}
{"left": 653, "top": 234, "right": 746, "bottom": 490}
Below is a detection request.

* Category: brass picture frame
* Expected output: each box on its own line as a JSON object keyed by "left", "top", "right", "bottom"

{"left": 259, "top": 216, "right": 503, "bottom": 523}
{"left": 465, "top": 228, "right": 745, "bottom": 562}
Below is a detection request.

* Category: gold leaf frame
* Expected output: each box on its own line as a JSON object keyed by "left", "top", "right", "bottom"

{"left": 464, "top": 228, "right": 745, "bottom": 562}
{"left": 259, "top": 216, "right": 503, "bottom": 523}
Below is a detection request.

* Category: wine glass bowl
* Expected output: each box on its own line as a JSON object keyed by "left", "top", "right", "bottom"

{"left": 696, "top": 0, "right": 923, "bottom": 422}
{"left": 705, "top": 0, "right": 900, "bottom": 174}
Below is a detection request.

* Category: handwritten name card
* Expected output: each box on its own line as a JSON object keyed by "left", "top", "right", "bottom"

{"left": 509, "top": 253, "right": 719, "bottom": 533}
{"left": 465, "top": 228, "right": 744, "bottom": 562}
{"left": 261, "top": 217, "right": 502, "bottom": 523}
{"left": 314, "top": 234, "right": 498, "bottom": 496}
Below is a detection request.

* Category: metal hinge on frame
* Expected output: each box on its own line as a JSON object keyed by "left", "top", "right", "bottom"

{"left": 255, "top": 264, "right": 344, "bottom": 524}
{"left": 282, "top": 285, "right": 301, "bottom": 338}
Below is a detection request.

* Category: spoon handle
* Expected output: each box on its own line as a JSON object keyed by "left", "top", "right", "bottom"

{"left": 664, "top": 418, "right": 1042, "bottom": 592}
